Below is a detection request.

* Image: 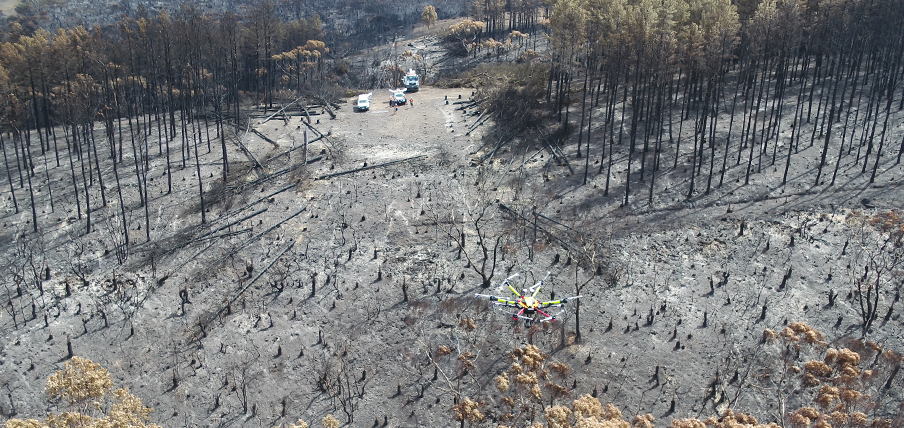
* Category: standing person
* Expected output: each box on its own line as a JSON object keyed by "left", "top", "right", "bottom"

{"left": 409, "top": 97, "right": 414, "bottom": 108}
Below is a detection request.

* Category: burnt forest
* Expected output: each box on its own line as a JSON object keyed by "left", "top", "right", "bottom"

{"left": 1, "top": 0, "right": 903, "bottom": 427}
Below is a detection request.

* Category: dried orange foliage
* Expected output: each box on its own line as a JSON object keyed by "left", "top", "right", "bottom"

{"left": 5, "top": 356, "right": 161, "bottom": 428}
{"left": 672, "top": 409, "right": 777, "bottom": 427}
{"left": 778, "top": 322, "right": 827, "bottom": 347}
{"left": 848, "top": 209, "right": 904, "bottom": 243}
{"left": 514, "top": 344, "right": 547, "bottom": 371}
{"left": 631, "top": 414, "right": 655, "bottom": 428}
{"left": 321, "top": 414, "right": 339, "bottom": 428}
{"left": 515, "top": 372, "right": 539, "bottom": 386}
{"left": 494, "top": 393, "right": 638, "bottom": 428}
{"left": 460, "top": 317, "right": 478, "bottom": 331}
{"left": 567, "top": 396, "right": 630, "bottom": 428}
{"left": 499, "top": 345, "right": 563, "bottom": 406}
{"left": 459, "top": 351, "right": 477, "bottom": 370}
{"left": 671, "top": 419, "right": 707, "bottom": 428}
{"left": 46, "top": 356, "right": 114, "bottom": 406}
{"left": 763, "top": 324, "right": 899, "bottom": 428}
{"left": 488, "top": 345, "right": 654, "bottom": 428}
{"left": 452, "top": 397, "right": 485, "bottom": 423}
{"left": 549, "top": 362, "right": 571, "bottom": 377}
{"left": 546, "top": 405, "right": 573, "bottom": 428}
{"left": 804, "top": 361, "right": 832, "bottom": 377}
{"left": 495, "top": 373, "right": 511, "bottom": 392}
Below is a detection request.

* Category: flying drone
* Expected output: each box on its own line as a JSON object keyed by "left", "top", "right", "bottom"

{"left": 475, "top": 273, "right": 581, "bottom": 327}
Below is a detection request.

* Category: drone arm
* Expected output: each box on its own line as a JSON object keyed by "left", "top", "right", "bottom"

{"left": 475, "top": 294, "right": 518, "bottom": 306}
{"left": 531, "top": 271, "right": 551, "bottom": 298}
{"left": 538, "top": 296, "right": 582, "bottom": 307}
{"left": 499, "top": 273, "right": 521, "bottom": 296}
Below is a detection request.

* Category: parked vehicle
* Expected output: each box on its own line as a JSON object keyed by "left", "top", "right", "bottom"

{"left": 391, "top": 90, "right": 407, "bottom": 106}
{"left": 356, "top": 93, "right": 372, "bottom": 111}
{"left": 402, "top": 69, "right": 419, "bottom": 92}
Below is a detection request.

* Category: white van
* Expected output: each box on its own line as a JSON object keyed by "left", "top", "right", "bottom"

{"left": 356, "top": 93, "right": 372, "bottom": 111}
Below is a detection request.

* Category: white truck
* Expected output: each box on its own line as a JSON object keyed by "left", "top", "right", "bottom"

{"left": 402, "top": 69, "right": 419, "bottom": 92}
{"left": 356, "top": 93, "right": 372, "bottom": 111}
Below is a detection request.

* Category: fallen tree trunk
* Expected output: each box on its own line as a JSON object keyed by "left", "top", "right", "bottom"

{"left": 210, "top": 206, "right": 308, "bottom": 268}
{"left": 316, "top": 155, "right": 426, "bottom": 180}
{"left": 249, "top": 128, "right": 280, "bottom": 147}
{"left": 238, "top": 156, "right": 322, "bottom": 189}
{"left": 190, "top": 208, "right": 269, "bottom": 244}
{"left": 211, "top": 240, "right": 297, "bottom": 322}
{"left": 236, "top": 120, "right": 265, "bottom": 172}
{"left": 535, "top": 125, "right": 574, "bottom": 175}
{"left": 265, "top": 136, "right": 324, "bottom": 165}
{"left": 262, "top": 97, "right": 304, "bottom": 123}
{"left": 312, "top": 95, "right": 337, "bottom": 119}
{"left": 498, "top": 203, "right": 574, "bottom": 251}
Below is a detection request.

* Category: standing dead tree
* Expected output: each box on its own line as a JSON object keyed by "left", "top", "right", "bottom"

{"left": 425, "top": 172, "right": 506, "bottom": 289}
{"left": 566, "top": 225, "right": 620, "bottom": 343}
{"left": 314, "top": 345, "right": 368, "bottom": 425}
{"left": 844, "top": 210, "right": 904, "bottom": 338}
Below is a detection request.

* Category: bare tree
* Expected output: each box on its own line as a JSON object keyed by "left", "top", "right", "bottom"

{"left": 426, "top": 170, "right": 506, "bottom": 288}
{"left": 845, "top": 211, "right": 904, "bottom": 338}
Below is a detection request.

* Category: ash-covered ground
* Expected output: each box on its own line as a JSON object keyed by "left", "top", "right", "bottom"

{"left": 1, "top": 74, "right": 902, "bottom": 428}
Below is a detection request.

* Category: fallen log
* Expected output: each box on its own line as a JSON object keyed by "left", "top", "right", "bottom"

{"left": 535, "top": 125, "right": 574, "bottom": 175}
{"left": 467, "top": 112, "right": 490, "bottom": 136}
{"left": 210, "top": 206, "right": 307, "bottom": 268}
{"left": 312, "top": 95, "right": 337, "bottom": 119}
{"left": 265, "top": 136, "right": 324, "bottom": 165}
{"left": 498, "top": 203, "right": 574, "bottom": 251}
{"left": 236, "top": 120, "right": 265, "bottom": 172}
{"left": 299, "top": 120, "right": 337, "bottom": 154}
{"left": 221, "top": 183, "right": 296, "bottom": 218}
{"left": 536, "top": 213, "right": 577, "bottom": 232}
{"left": 250, "top": 127, "right": 281, "bottom": 147}
{"left": 483, "top": 133, "right": 514, "bottom": 162}
{"left": 193, "top": 228, "right": 253, "bottom": 244}
{"left": 237, "top": 156, "right": 323, "bottom": 189}
{"left": 262, "top": 97, "right": 303, "bottom": 123}
{"left": 469, "top": 111, "right": 487, "bottom": 129}
{"left": 211, "top": 240, "right": 297, "bottom": 322}
{"left": 316, "top": 155, "right": 426, "bottom": 180}
{"left": 191, "top": 208, "right": 269, "bottom": 244}
{"left": 300, "top": 104, "right": 313, "bottom": 123}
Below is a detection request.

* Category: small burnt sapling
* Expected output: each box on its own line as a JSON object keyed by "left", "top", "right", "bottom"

{"left": 179, "top": 287, "right": 191, "bottom": 315}
{"left": 310, "top": 271, "right": 317, "bottom": 297}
